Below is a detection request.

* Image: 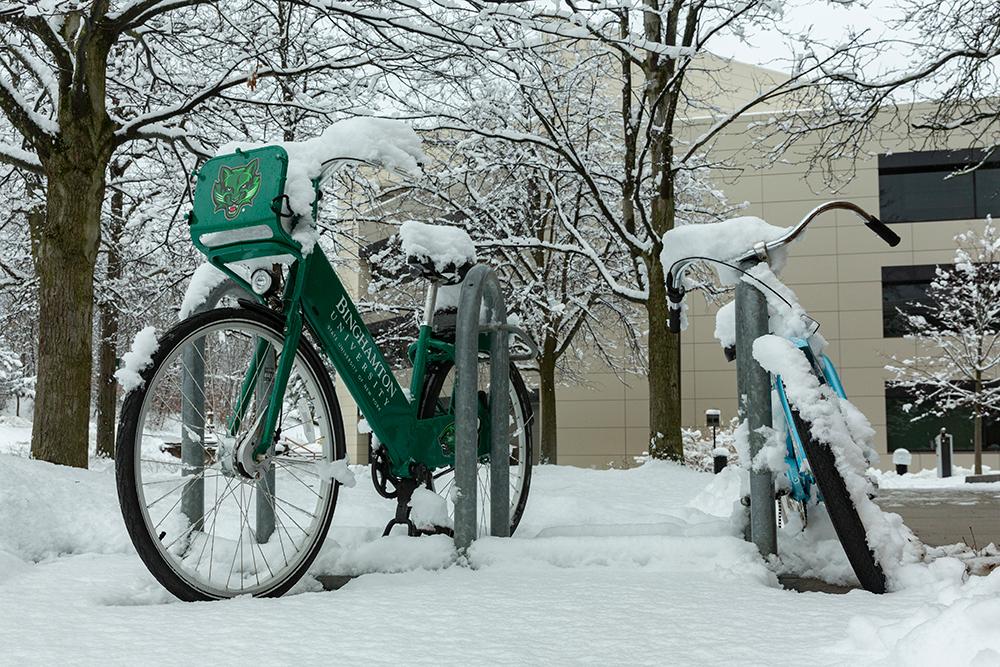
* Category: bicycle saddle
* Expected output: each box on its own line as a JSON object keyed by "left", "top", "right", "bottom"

{"left": 406, "top": 255, "right": 473, "bottom": 285}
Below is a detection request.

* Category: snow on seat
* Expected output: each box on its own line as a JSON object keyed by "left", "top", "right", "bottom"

{"left": 399, "top": 220, "right": 477, "bottom": 284}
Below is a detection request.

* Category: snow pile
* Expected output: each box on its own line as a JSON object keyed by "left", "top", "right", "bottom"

{"left": 0, "top": 455, "right": 130, "bottom": 563}
{"left": 178, "top": 262, "right": 229, "bottom": 319}
{"left": 398, "top": 221, "right": 476, "bottom": 273}
{"left": 114, "top": 326, "right": 159, "bottom": 394}
{"left": 752, "top": 334, "right": 926, "bottom": 588}
{"left": 221, "top": 118, "right": 424, "bottom": 254}
{"left": 661, "top": 216, "right": 790, "bottom": 288}
{"left": 845, "top": 566, "right": 1000, "bottom": 664}
{"left": 408, "top": 487, "right": 452, "bottom": 530}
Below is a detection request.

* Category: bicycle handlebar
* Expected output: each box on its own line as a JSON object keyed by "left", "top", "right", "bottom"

{"left": 666, "top": 201, "right": 900, "bottom": 334}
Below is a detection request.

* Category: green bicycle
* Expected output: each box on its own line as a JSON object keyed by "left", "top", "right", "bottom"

{"left": 115, "top": 143, "right": 534, "bottom": 601}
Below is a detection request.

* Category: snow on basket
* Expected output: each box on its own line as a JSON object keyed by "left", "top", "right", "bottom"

{"left": 220, "top": 118, "right": 425, "bottom": 254}
{"left": 399, "top": 221, "right": 477, "bottom": 283}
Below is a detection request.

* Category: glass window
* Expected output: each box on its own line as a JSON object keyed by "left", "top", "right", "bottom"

{"left": 877, "top": 149, "right": 1000, "bottom": 223}
{"left": 879, "top": 169, "right": 975, "bottom": 223}
{"left": 885, "top": 384, "right": 1000, "bottom": 452}
{"left": 881, "top": 265, "right": 938, "bottom": 338}
{"left": 975, "top": 166, "right": 1000, "bottom": 218}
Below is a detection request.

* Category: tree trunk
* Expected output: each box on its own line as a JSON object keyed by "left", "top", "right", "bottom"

{"left": 974, "top": 372, "right": 983, "bottom": 475}
{"left": 29, "top": 158, "right": 105, "bottom": 468}
{"left": 538, "top": 334, "right": 558, "bottom": 464}
{"left": 646, "top": 264, "right": 683, "bottom": 460}
{"left": 95, "top": 166, "right": 126, "bottom": 458}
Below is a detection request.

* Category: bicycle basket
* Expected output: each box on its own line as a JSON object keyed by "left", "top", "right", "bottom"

{"left": 188, "top": 145, "right": 303, "bottom": 264}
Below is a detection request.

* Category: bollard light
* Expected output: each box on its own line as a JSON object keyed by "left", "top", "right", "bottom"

{"left": 707, "top": 409, "right": 726, "bottom": 473}
{"left": 892, "top": 448, "right": 911, "bottom": 475}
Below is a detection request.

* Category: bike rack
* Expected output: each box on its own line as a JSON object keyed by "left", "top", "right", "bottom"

{"left": 180, "top": 279, "right": 277, "bottom": 543}
{"left": 735, "top": 253, "right": 778, "bottom": 557}
{"left": 453, "top": 264, "right": 514, "bottom": 551}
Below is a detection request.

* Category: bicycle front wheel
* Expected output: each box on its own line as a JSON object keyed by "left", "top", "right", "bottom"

{"left": 788, "top": 408, "right": 886, "bottom": 593}
{"left": 116, "top": 307, "right": 345, "bottom": 600}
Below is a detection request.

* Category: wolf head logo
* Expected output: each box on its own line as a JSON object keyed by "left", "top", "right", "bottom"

{"left": 211, "top": 158, "right": 262, "bottom": 220}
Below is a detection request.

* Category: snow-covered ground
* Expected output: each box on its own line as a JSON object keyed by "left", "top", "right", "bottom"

{"left": 2, "top": 418, "right": 999, "bottom": 665}
{"left": 870, "top": 465, "right": 1000, "bottom": 490}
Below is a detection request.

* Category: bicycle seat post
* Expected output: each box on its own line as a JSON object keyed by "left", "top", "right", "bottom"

{"left": 422, "top": 282, "right": 439, "bottom": 327}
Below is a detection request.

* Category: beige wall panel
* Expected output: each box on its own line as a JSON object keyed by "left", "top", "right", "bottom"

{"left": 681, "top": 398, "right": 696, "bottom": 428}
{"left": 786, "top": 225, "right": 839, "bottom": 258}
{"left": 556, "top": 427, "right": 627, "bottom": 457}
{"left": 837, "top": 281, "right": 883, "bottom": 311}
{"left": 693, "top": 342, "right": 736, "bottom": 372}
{"left": 717, "top": 175, "right": 763, "bottom": 206}
{"left": 626, "top": 427, "right": 653, "bottom": 456}
{"left": 838, "top": 366, "right": 892, "bottom": 398}
{"left": 626, "top": 399, "right": 650, "bottom": 429}
{"left": 792, "top": 283, "right": 841, "bottom": 313}
{"left": 909, "top": 220, "right": 978, "bottom": 251}
{"left": 760, "top": 173, "right": 828, "bottom": 204}
{"left": 693, "top": 370, "right": 738, "bottom": 400}
{"left": 555, "top": 374, "right": 626, "bottom": 401}
{"left": 836, "top": 310, "right": 885, "bottom": 340}
{"left": 557, "top": 399, "right": 627, "bottom": 429}
{"left": 623, "top": 373, "right": 650, "bottom": 400}
{"left": 838, "top": 338, "right": 915, "bottom": 369}
{"left": 780, "top": 254, "right": 838, "bottom": 284}
{"left": 837, "top": 251, "right": 915, "bottom": 283}
{"left": 911, "top": 249, "right": 958, "bottom": 266}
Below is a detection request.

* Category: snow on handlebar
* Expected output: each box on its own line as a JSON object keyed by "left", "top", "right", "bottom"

{"left": 663, "top": 201, "right": 899, "bottom": 334}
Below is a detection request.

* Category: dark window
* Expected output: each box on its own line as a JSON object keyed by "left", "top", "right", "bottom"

{"left": 878, "top": 149, "right": 1000, "bottom": 223}
{"left": 881, "top": 265, "right": 940, "bottom": 337}
{"left": 885, "top": 384, "right": 1000, "bottom": 452}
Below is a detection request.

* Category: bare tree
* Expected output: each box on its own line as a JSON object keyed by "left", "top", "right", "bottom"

{"left": 0, "top": 1, "right": 374, "bottom": 466}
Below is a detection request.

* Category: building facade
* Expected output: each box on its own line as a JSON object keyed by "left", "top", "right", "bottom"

{"left": 552, "top": 118, "right": 1000, "bottom": 471}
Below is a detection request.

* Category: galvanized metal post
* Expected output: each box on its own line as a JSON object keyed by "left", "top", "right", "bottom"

{"left": 454, "top": 264, "right": 510, "bottom": 550}
{"left": 735, "top": 257, "right": 777, "bottom": 557}
{"left": 180, "top": 339, "right": 206, "bottom": 530}
{"left": 180, "top": 279, "right": 277, "bottom": 536}
{"left": 255, "top": 350, "right": 276, "bottom": 543}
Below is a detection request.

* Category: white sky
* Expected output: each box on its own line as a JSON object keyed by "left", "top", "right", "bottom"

{"left": 710, "top": 0, "right": 907, "bottom": 73}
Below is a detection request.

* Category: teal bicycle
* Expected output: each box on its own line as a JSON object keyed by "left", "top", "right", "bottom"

{"left": 116, "top": 145, "right": 534, "bottom": 600}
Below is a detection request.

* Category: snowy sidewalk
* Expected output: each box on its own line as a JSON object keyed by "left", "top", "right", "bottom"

{"left": 1, "top": 447, "right": 999, "bottom": 665}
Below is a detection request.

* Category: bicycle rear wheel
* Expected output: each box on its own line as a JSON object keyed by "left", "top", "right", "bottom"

{"left": 418, "top": 360, "right": 533, "bottom": 536}
{"left": 116, "top": 307, "right": 345, "bottom": 600}
{"left": 788, "top": 409, "right": 886, "bottom": 593}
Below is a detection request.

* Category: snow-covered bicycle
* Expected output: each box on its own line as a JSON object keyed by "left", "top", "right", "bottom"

{"left": 664, "top": 201, "right": 901, "bottom": 593}
{"left": 114, "top": 125, "right": 534, "bottom": 601}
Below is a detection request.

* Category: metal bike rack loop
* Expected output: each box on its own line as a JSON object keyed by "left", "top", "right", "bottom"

{"left": 453, "top": 264, "right": 512, "bottom": 551}
{"left": 180, "top": 279, "right": 277, "bottom": 542}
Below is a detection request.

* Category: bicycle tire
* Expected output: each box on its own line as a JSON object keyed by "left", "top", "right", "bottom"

{"left": 418, "top": 360, "right": 533, "bottom": 535}
{"left": 789, "top": 408, "right": 886, "bottom": 593}
{"left": 116, "top": 307, "right": 346, "bottom": 601}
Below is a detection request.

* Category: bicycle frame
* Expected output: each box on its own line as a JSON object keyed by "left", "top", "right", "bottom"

{"left": 187, "top": 145, "right": 482, "bottom": 479}
{"left": 773, "top": 337, "right": 849, "bottom": 503}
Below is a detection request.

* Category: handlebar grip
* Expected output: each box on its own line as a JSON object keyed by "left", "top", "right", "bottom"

{"left": 864, "top": 216, "right": 901, "bottom": 247}
{"left": 668, "top": 304, "right": 682, "bottom": 334}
